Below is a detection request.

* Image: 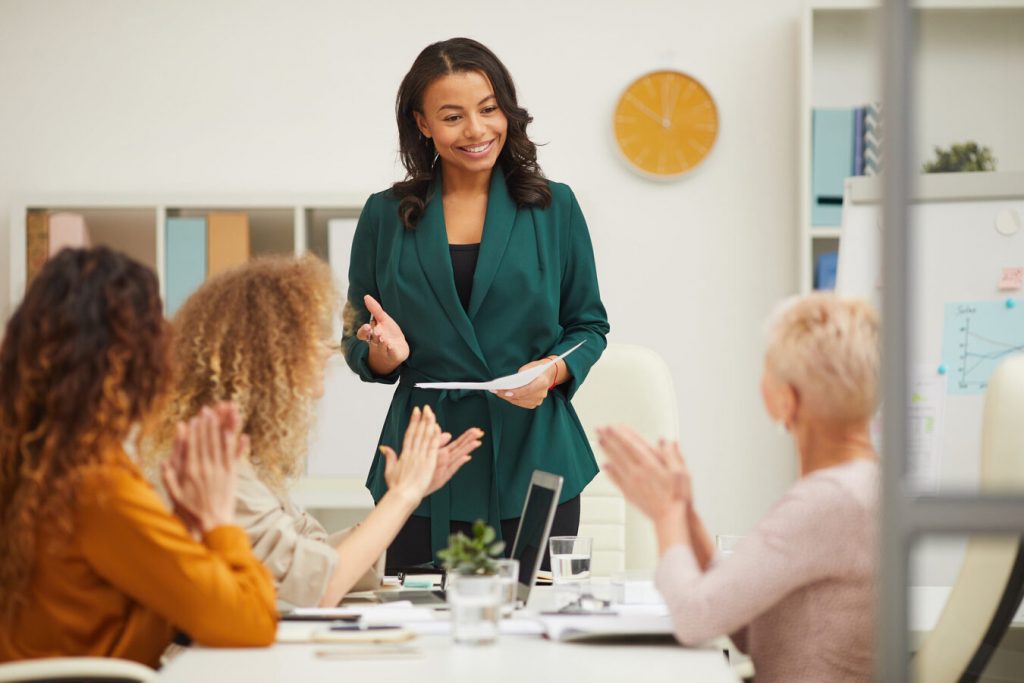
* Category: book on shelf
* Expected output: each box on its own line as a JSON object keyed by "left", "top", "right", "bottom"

{"left": 863, "top": 102, "right": 883, "bottom": 176}
{"left": 207, "top": 212, "right": 250, "bottom": 277}
{"left": 853, "top": 106, "right": 866, "bottom": 176}
{"left": 814, "top": 251, "right": 839, "bottom": 291}
{"left": 26, "top": 211, "right": 90, "bottom": 282}
{"left": 811, "top": 108, "right": 856, "bottom": 226}
{"left": 165, "top": 216, "right": 207, "bottom": 316}
{"left": 811, "top": 104, "right": 882, "bottom": 226}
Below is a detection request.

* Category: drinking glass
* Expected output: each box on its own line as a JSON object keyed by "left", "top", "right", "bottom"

{"left": 548, "top": 536, "right": 592, "bottom": 583}
{"left": 493, "top": 558, "right": 519, "bottom": 614}
{"left": 446, "top": 573, "right": 501, "bottom": 645}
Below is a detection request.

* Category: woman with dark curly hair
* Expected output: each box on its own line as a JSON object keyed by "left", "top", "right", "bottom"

{"left": 0, "top": 247, "right": 277, "bottom": 666}
{"left": 343, "top": 37, "right": 610, "bottom": 567}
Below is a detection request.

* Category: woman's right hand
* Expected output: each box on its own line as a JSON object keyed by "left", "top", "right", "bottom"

{"left": 357, "top": 294, "right": 410, "bottom": 374}
{"left": 161, "top": 403, "right": 249, "bottom": 534}
{"left": 379, "top": 406, "right": 448, "bottom": 505}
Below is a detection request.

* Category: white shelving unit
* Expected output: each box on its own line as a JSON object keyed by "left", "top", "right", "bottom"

{"left": 798, "top": 0, "right": 1024, "bottom": 292}
{"left": 8, "top": 193, "right": 378, "bottom": 511}
{"left": 7, "top": 193, "right": 365, "bottom": 309}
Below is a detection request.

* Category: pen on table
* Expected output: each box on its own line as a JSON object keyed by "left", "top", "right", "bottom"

{"left": 330, "top": 622, "right": 403, "bottom": 631}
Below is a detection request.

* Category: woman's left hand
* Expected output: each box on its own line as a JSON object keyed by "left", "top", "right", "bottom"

{"left": 490, "top": 357, "right": 561, "bottom": 410}
{"left": 596, "top": 425, "right": 693, "bottom": 521}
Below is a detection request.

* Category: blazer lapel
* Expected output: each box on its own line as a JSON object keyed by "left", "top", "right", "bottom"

{"left": 468, "top": 170, "right": 518, "bottom": 320}
{"left": 414, "top": 179, "right": 489, "bottom": 371}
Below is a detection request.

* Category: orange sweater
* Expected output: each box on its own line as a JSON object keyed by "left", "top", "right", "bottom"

{"left": 0, "top": 456, "right": 278, "bottom": 666}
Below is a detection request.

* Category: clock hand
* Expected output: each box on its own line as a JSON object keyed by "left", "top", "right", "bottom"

{"left": 665, "top": 81, "right": 696, "bottom": 126}
{"left": 624, "top": 93, "right": 670, "bottom": 128}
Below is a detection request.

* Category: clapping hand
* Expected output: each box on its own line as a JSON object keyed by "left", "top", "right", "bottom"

{"left": 596, "top": 425, "right": 693, "bottom": 522}
{"left": 380, "top": 406, "right": 481, "bottom": 500}
{"left": 161, "top": 402, "right": 250, "bottom": 536}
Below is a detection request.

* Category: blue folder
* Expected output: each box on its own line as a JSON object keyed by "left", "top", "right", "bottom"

{"left": 165, "top": 216, "right": 207, "bottom": 316}
{"left": 811, "top": 108, "right": 856, "bottom": 226}
{"left": 814, "top": 251, "right": 839, "bottom": 290}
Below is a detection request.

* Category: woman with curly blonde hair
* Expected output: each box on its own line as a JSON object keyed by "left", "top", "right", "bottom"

{"left": 0, "top": 247, "right": 277, "bottom": 666}
{"left": 157, "top": 255, "right": 480, "bottom": 607}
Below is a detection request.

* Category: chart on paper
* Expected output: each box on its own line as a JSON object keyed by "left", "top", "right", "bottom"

{"left": 942, "top": 300, "right": 1024, "bottom": 395}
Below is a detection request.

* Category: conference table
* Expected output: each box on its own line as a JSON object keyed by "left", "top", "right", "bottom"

{"left": 156, "top": 587, "right": 742, "bottom": 682}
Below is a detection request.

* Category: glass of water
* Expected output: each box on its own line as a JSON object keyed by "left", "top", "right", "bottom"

{"left": 549, "top": 536, "right": 593, "bottom": 583}
{"left": 446, "top": 573, "right": 502, "bottom": 645}
{"left": 493, "top": 558, "right": 519, "bottom": 615}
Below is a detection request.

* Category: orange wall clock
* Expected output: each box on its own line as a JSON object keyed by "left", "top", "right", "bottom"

{"left": 613, "top": 70, "right": 719, "bottom": 179}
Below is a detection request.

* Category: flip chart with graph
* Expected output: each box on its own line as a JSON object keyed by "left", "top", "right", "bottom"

{"left": 942, "top": 300, "right": 1024, "bottom": 395}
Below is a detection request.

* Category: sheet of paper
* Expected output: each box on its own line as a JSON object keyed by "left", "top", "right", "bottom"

{"left": 868, "top": 366, "right": 945, "bottom": 492}
{"left": 907, "top": 365, "right": 945, "bottom": 492}
{"left": 415, "top": 341, "right": 585, "bottom": 391}
{"left": 407, "top": 617, "right": 546, "bottom": 637}
{"left": 286, "top": 601, "right": 414, "bottom": 618}
{"left": 941, "top": 299, "right": 1024, "bottom": 395}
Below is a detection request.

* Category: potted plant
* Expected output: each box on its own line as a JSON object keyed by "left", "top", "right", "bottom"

{"left": 921, "top": 142, "right": 996, "bottom": 173}
{"left": 438, "top": 520, "right": 506, "bottom": 645}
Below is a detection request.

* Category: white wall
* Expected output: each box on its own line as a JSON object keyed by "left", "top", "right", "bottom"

{"left": 0, "top": 0, "right": 802, "bottom": 537}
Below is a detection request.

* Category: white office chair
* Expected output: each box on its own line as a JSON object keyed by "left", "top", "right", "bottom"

{"left": 0, "top": 657, "right": 156, "bottom": 683}
{"left": 913, "top": 355, "right": 1024, "bottom": 682}
{"left": 572, "top": 343, "right": 680, "bottom": 574}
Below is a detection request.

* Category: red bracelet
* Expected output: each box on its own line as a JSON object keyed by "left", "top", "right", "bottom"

{"left": 548, "top": 358, "right": 559, "bottom": 391}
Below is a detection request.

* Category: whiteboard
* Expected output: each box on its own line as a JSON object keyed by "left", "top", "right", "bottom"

{"left": 836, "top": 171, "right": 1024, "bottom": 583}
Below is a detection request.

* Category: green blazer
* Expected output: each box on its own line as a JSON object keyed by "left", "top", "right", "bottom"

{"left": 343, "top": 169, "right": 609, "bottom": 558}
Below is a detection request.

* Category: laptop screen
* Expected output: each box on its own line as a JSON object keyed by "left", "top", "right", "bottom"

{"left": 510, "top": 471, "right": 562, "bottom": 602}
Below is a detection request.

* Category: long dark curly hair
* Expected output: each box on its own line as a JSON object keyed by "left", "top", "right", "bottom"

{"left": 0, "top": 247, "right": 171, "bottom": 622}
{"left": 393, "top": 37, "right": 552, "bottom": 229}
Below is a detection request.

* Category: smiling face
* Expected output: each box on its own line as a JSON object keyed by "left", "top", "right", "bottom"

{"left": 413, "top": 70, "right": 508, "bottom": 179}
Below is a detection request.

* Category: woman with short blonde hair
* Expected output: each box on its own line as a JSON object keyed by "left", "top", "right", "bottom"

{"left": 765, "top": 293, "right": 880, "bottom": 423}
{"left": 599, "top": 292, "right": 880, "bottom": 683}
{"left": 154, "top": 255, "right": 480, "bottom": 607}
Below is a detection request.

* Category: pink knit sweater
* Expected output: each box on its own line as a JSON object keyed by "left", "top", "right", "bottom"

{"left": 655, "top": 459, "right": 878, "bottom": 683}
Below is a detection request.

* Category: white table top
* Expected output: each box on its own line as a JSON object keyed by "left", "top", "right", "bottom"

{"left": 157, "top": 586, "right": 740, "bottom": 683}
{"left": 156, "top": 635, "right": 737, "bottom": 683}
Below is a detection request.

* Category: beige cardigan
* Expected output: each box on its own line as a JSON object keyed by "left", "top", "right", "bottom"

{"left": 234, "top": 460, "right": 384, "bottom": 607}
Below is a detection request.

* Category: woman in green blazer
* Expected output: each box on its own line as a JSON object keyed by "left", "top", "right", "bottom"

{"left": 343, "top": 37, "right": 609, "bottom": 567}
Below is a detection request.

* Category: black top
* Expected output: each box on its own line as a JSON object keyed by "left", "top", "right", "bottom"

{"left": 449, "top": 243, "right": 481, "bottom": 311}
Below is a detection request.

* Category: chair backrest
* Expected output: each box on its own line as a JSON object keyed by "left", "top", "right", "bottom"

{"left": 572, "top": 343, "right": 680, "bottom": 574}
{"left": 913, "top": 354, "right": 1024, "bottom": 683}
{"left": 0, "top": 657, "right": 156, "bottom": 683}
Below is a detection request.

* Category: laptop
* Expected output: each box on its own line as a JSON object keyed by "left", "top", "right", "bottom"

{"left": 377, "top": 470, "right": 563, "bottom": 607}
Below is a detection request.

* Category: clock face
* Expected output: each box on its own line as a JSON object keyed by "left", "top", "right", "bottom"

{"left": 613, "top": 70, "right": 719, "bottom": 179}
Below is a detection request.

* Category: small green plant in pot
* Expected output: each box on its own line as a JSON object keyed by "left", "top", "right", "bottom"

{"left": 438, "top": 519, "right": 506, "bottom": 576}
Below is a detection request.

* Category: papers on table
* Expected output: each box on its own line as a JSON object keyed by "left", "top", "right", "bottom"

{"left": 534, "top": 614, "right": 676, "bottom": 642}
{"left": 415, "top": 341, "right": 585, "bottom": 391}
